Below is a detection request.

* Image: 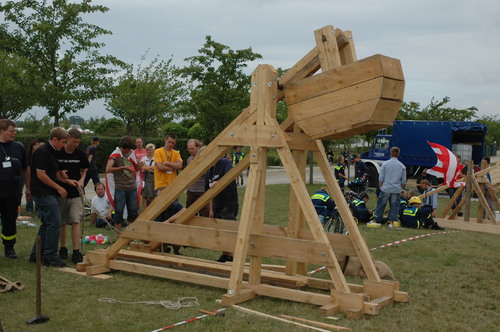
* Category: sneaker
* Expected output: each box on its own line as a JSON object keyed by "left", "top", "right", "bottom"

{"left": 42, "top": 257, "right": 67, "bottom": 267}
{"left": 59, "top": 247, "right": 68, "bottom": 260}
{"left": 4, "top": 246, "right": 17, "bottom": 259}
{"left": 217, "top": 254, "right": 233, "bottom": 263}
{"left": 71, "top": 251, "right": 83, "bottom": 264}
{"left": 367, "top": 221, "right": 381, "bottom": 228}
{"left": 388, "top": 222, "right": 394, "bottom": 228}
{"left": 457, "top": 212, "right": 463, "bottom": 217}
{"left": 431, "top": 223, "right": 445, "bottom": 231}
{"left": 393, "top": 221, "right": 401, "bottom": 228}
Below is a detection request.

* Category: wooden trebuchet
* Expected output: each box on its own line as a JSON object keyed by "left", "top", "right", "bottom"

{"left": 79, "top": 25, "right": 407, "bottom": 318}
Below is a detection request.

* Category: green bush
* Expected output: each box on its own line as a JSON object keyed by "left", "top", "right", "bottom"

{"left": 95, "top": 118, "right": 125, "bottom": 136}
{"left": 161, "top": 122, "right": 189, "bottom": 139}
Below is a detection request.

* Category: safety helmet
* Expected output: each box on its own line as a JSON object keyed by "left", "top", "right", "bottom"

{"left": 409, "top": 196, "right": 422, "bottom": 205}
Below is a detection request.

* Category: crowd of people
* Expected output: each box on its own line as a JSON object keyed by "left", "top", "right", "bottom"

{"left": 317, "top": 146, "right": 456, "bottom": 231}
{"left": 1, "top": 119, "right": 245, "bottom": 265}
{"left": 2, "top": 119, "right": 492, "bottom": 265}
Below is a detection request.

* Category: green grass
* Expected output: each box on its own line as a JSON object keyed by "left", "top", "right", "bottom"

{"left": 1, "top": 184, "right": 499, "bottom": 331}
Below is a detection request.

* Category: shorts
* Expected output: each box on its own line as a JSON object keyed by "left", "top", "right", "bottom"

{"left": 58, "top": 197, "right": 83, "bottom": 225}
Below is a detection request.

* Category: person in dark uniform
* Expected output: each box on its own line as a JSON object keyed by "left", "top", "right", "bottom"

{"left": 0, "top": 119, "right": 30, "bottom": 259}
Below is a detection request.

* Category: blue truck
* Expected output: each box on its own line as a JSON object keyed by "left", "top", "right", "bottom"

{"left": 360, "top": 120, "right": 487, "bottom": 187}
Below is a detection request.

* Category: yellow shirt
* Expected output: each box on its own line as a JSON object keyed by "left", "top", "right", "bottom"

{"left": 153, "top": 148, "right": 183, "bottom": 190}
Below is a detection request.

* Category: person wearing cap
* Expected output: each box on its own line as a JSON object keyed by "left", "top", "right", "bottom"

{"left": 401, "top": 196, "right": 444, "bottom": 230}
{"left": 84, "top": 136, "right": 101, "bottom": 187}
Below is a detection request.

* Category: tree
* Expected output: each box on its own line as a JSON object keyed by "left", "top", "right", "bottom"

{"left": 0, "top": 50, "right": 40, "bottom": 119}
{"left": 1, "top": 0, "right": 124, "bottom": 126}
{"left": 477, "top": 115, "right": 500, "bottom": 146}
{"left": 161, "top": 122, "right": 188, "bottom": 139}
{"left": 95, "top": 118, "right": 124, "bottom": 136}
{"left": 179, "top": 36, "right": 262, "bottom": 141}
{"left": 106, "top": 54, "right": 185, "bottom": 137}
{"left": 397, "top": 97, "right": 477, "bottom": 121}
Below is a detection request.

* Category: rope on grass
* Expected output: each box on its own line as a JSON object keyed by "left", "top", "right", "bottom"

{"left": 368, "top": 230, "right": 459, "bottom": 251}
{"left": 308, "top": 230, "right": 459, "bottom": 275}
{"left": 150, "top": 308, "right": 227, "bottom": 331}
{"left": 98, "top": 297, "right": 200, "bottom": 310}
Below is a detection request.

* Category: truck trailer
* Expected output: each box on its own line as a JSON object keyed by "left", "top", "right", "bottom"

{"left": 360, "top": 120, "right": 487, "bottom": 187}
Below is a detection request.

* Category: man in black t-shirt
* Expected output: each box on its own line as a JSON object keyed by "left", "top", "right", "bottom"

{"left": 0, "top": 119, "right": 29, "bottom": 259}
{"left": 29, "top": 127, "right": 78, "bottom": 267}
{"left": 57, "top": 128, "right": 89, "bottom": 264}
{"left": 84, "top": 136, "right": 100, "bottom": 187}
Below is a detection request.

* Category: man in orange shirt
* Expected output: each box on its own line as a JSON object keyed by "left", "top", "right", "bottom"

{"left": 154, "top": 133, "right": 183, "bottom": 193}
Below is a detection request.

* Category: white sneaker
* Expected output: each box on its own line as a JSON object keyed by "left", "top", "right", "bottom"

{"left": 388, "top": 222, "right": 394, "bottom": 228}
{"left": 367, "top": 221, "right": 381, "bottom": 228}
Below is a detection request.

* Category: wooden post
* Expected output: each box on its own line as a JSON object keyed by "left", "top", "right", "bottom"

{"left": 464, "top": 161, "right": 473, "bottom": 221}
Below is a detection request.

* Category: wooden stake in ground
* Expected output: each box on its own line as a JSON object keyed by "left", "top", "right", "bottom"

{"left": 216, "top": 300, "right": 347, "bottom": 332}
{"left": 26, "top": 236, "right": 50, "bottom": 325}
{"left": 281, "top": 314, "right": 351, "bottom": 331}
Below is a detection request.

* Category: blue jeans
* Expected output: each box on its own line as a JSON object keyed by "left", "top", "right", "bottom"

{"left": 374, "top": 191, "right": 401, "bottom": 222}
{"left": 84, "top": 170, "right": 101, "bottom": 187}
{"left": 31, "top": 195, "right": 62, "bottom": 259}
{"left": 113, "top": 189, "right": 138, "bottom": 225}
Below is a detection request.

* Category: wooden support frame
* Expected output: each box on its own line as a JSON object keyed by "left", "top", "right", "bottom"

{"left": 421, "top": 164, "right": 499, "bottom": 228}
{"left": 81, "top": 25, "right": 407, "bottom": 318}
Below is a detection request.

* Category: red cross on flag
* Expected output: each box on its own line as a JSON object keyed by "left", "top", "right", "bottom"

{"left": 427, "top": 141, "right": 465, "bottom": 188}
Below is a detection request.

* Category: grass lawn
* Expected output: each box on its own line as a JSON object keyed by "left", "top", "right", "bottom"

{"left": 1, "top": 184, "right": 499, "bottom": 331}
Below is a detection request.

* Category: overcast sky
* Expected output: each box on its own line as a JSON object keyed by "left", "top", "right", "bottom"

{"left": 26, "top": 0, "right": 500, "bottom": 120}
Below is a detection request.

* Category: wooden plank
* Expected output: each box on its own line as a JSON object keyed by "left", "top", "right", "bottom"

{"left": 277, "top": 47, "right": 320, "bottom": 101}
{"left": 245, "top": 283, "right": 332, "bottom": 306}
{"left": 331, "top": 290, "right": 366, "bottom": 315}
{"left": 273, "top": 122, "right": 350, "bottom": 292}
{"left": 184, "top": 216, "right": 357, "bottom": 256}
{"left": 217, "top": 300, "right": 331, "bottom": 332}
{"left": 363, "top": 280, "right": 399, "bottom": 301}
{"left": 226, "top": 65, "right": 278, "bottom": 298}
{"left": 116, "top": 250, "right": 308, "bottom": 287}
{"left": 286, "top": 146, "right": 308, "bottom": 276}
{"left": 85, "top": 264, "right": 110, "bottom": 275}
{"left": 249, "top": 146, "right": 269, "bottom": 285}
{"left": 314, "top": 25, "right": 341, "bottom": 71}
{"left": 319, "top": 303, "right": 340, "bottom": 316}
{"left": 314, "top": 142, "right": 380, "bottom": 282}
{"left": 393, "top": 290, "right": 409, "bottom": 303}
{"left": 289, "top": 77, "right": 404, "bottom": 122}
{"left": 109, "top": 259, "right": 230, "bottom": 289}
{"left": 173, "top": 153, "right": 251, "bottom": 225}
{"left": 281, "top": 314, "right": 352, "bottom": 331}
{"left": 440, "top": 186, "right": 464, "bottom": 218}
{"left": 285, "top": 54, "right": 403, "bottom": 106}
{"left": 336, "top": 29, "right": 357, "bottom": 65}
{"left": 217, "top": 125, "right": 285, "bottom": 148}
{"left": 435, "top": 218, "right": 500, "bottom": 234}
{"left": 57, "top": 267, "right": 112, "bottom": 280}
{"left": 286, "top": 132, "right": 321, "bottom": 151}
{"left": 470, "top": 174, "right": 498, "bottom": 222}
{"left": 295, "top": 99, "right": 402, "bottom": 140}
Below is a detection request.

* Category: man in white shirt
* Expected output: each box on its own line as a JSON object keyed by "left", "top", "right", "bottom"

{"left": 90, "top": 182, "right": 113, "bottom": 228}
